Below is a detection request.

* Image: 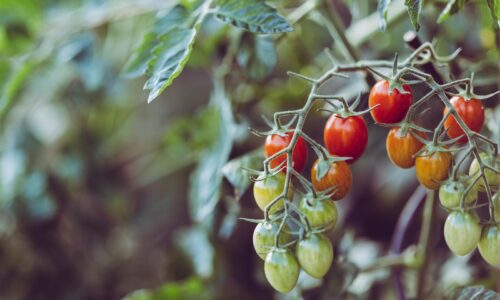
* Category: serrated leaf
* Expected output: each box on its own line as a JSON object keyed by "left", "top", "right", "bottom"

{"left": 448, "top": 286, "right": 500, "bottom": 300}
{"left": 405, "top": 0, "right": 422, "bottom": 31}
{"left": 144, "top": 28, "right": 197, "bottom": 102}
{"left": 189, "top": 80, "right": 236, "bottom": 222}
{"left": 437, "top": 0, "right": 468, "bottom": 24}
{"left": 237, "top": 34, "right": 277, "bottom": 80}
{"left": 222, "top": 148, "right": 263, "bottom": 198}
{"left": 214, "top": 0, "right": 292, "bottom": 34}
{"left": 377, "top": 0, "right": 392, "bottom": 31}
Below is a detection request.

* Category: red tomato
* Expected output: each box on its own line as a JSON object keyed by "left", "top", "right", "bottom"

{"left": 368, "top": 80, "right": 412, "bottom": 124}
{"left": 311, "top": 159, "right": 352, "bottom": 200}
{"left": 324, "top": 115, "right": 368, "bottom": 163}
{"left": 386, "top": 128, "right": 425, "bottom": 169}
{"left": 443, "top": 96, "right": 484, "bottom": 143}
{"left": 264, "top": 132, "right": 307, "bottom": 172}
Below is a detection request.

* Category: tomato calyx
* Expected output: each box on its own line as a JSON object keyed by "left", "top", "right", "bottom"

{"left": 319, "top": 93, "right": 376, "bottom": 119}
{"left": 449, "top": 72, "right": 500, "bottom": 102}
{"left": 439, "top": 174, "right": 478, "bottom": 210}
{"left": 314, "top": 156, "right": 350, "bottom": 182}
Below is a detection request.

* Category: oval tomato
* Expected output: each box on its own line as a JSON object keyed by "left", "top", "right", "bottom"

{"left": 439, "top": 180, "right": 477, "bottom": 209}
{"left": 311, "top": 159, "right": 352, "bottom": 200}
{"left": 253, "top": 222, "right": 291, "bottom": 260}
{"left": 264, "top": 132, "right": 307, "bottom": 172}
{"left": 296, "top": 233, "right": 333, "bottom": 278}
{"left": 264, "top": 248, "right": 300, "bottom": 293}
{"left": 478, "top": 225, "right": 500, "bottom": 266}
{"left": 444, "top": 211, "right": 481, "bottom": 256}
{"left": 368, "top": 80, "right": 412, "bottom": 124}
{"left": 323, "top": 114, "right": 368, "bottom": 163}
{"left": 298, "top": 196, "right": 338, "bottom": 230}
{"left": 469, "top": 152, "right": 499, "bottom": 192}
{"left": 253, "top": 173, "right": 292, "bottom": 214}
{"left": 386, "top": 128, "right": 425, "bottom": 168}
{"left": 415, "top": 151, "right": 452, "bottom": 190}
{"left": 443, "top": 96, "right": 484, "bottom": 143}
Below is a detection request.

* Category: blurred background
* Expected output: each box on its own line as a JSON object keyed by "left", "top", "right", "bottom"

{"left": 0, "top": 0, "right": 498, "bottom": 299}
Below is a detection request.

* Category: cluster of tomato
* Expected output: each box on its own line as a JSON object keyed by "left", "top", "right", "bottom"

{"left": 251, "top": 78, "right": 499, "bottom": 293}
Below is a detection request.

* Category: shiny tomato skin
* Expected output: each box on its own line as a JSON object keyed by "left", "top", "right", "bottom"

{"left": 324, "top": 114, "right": 368, "bottom": 163}
{"left": 253, "top": 222, "right": 291, "bottom": 260}
{"left": 478, "top": 225, "right": 500, "bottom": 266}
{"left": 415, "top": 151, "right": 452, "bottom": 190}
{"left": 264, "top": 248, "right": 300, "bottom": 293}
{"left": 298, "top": 197, "right": 338, "bottom": 230}
{"left": 253, "top": 172, "right": 292, "bottom": 214}
{"left": 264, "top": 132, "right": 307, "bottom": 172}
{"left": 444, "top": 211, "right": 481, "bottom": 256}
{"left": 443, "top": 96, "right": 484, "bottom": 143}
{"left": 296, "top": 233, "right": 333, "bottom": 279}
{"left": 386, "top": 128, "right": 425, "bottom": 169}
{"left": 368, "top": 80, "right": 413, "bottom": 124}
{"left": 311, "top": 159, "right": 352, "bottom": 200}
{"left": 469, "top": 152, "right": 500, "bottom": 192}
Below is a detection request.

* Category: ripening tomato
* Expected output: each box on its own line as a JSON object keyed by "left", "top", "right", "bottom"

{"left": 253, "top": 222, "right": 291, "bottom": 260}
{"left": 368, "top": 80, "right": 413, "bottom": 124}
{"left": 469, "top": 152, "right": 499, "bottom": 192}
{"left": 478, "top": 225, "right": 500, "bottom": 266}
{"left": 443, "top": 96, "right": 484, "bottom": 143}
{"left": 439, "top": 180, "right": 477, "bottom": 209}
{"left": 415, "top": 151, "right": 452, "bottom": 190}
{"left": 323, "top": 114, "right": 368, "bottom": 163}
{"left": 298, "top": 196, "right": 338, "bottom": 230}
{"left": 311, "top": 159, "right": 352, "bottom": 200}
{"left": 296, "top": 233, "right": 333, "bottom": 278}
{"left": 264, "top": 132, "right": 307, "bottom": 172}
{"left": 386, "top": 128, "right": 425, "bottom": 168}
{"left": 444, "top": 211, "right": 481, "bottom": 256}
{"left": 253, "top": 173, "right": 292, "bottom": 214}
{"left": 264, "top": 248, "right": 300, "bottom": 293}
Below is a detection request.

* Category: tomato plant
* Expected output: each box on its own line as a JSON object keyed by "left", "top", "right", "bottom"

{"left": 324, "top": 114, "right": 368, "bottom": 163}
{"left": 444, "top": 211, "right": 481, "bottom": 256}
{"left": 253, "top": 222, "right": 291, "bottom": 260}
{"left": 264, "top": 248, "right": 300, "bottom": 293}
{"left": 264, "top": 132, "right": 307, "bottom": 172}
{"left": 296, "top": 233, "right": 333, "bottom": 278}
{"left": 478, "top": 225, "right": 500, "bottom": 267}
{"left": 443, "top": 97, "right": 484, "bottom": 143}
{"left": 439, "top": 178, "right": 477, "bottom": 209}
{"left": 368, "top": 80, "right": 412, "bottom": 124}
{"left": 298, "top": 195, "right": 337, "bottom": 230}
{"left": 253, "top": 173, "right": 292, "bottom": 214}
{"left": 311, "top": 159, "right": 352, "bottom": 200}
{"left": 415, "top": 151, "right": 452, "bottom": 190}
{"left": 386, "top": 128, "right": 425, "bottom": 168}
{"left": 469, "top": 152, "right": 500, "bottom": 191}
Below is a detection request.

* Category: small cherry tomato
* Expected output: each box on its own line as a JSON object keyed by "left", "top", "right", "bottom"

{"left": 296, "top": 233, "right": 333, "bottom": 279}
{"left": 439, "top": 180, "right": 477, "bottom": 209}
{"left": 264, "top": 248, "right": 299, "bottom": 293}
{"left": 253, "top": 173, "right": 292, "bottom": 214}
{"left": 386, "top": 128, "right": 425, "bottom": 169}
{"left": 323, "top": 114, "right": 368, "bottom": 163}
{"left": 264, "top": 132, "right": 307, "bottom": 172}
{"left": 311, "top": 159, "right": 352, "bottom": 200}
{"left": 469, "top": 152, "right": 499, "bottom": 192}
{"left": 415, "top": 151, "right": 452, "bottom": 190}
{"left": 368, "top": 80, "right": 412, "bottom": 124}
{"left": 298, "top": 196, "right": 338, "bottom": 230}
{"left": 444, "top": 211, "right": 481, "bottom": 256}
{"left": 478, "top": 225, "right": 500, "bottom": 266}
{"left": 443, "top": 96, "right": 484, "bottom": 143}
{"left": 253, "top": 222, "right": 291, "bottom": 260}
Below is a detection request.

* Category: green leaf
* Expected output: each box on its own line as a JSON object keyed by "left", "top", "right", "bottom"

{"left": 437, "top": 0, "right": 468, "bottom": 24}
{"left": 448, "top": 286, "right": 500, "bottom": 299}
{"left": 486, "top": 0, "right": 500, "bottom": 30}
{"left": 222, "top": 148, "right": 263, "bottom": 199}
{"left": 123, "top": 277, "right": 206, "bottom": 300}
{"left": 377, "top": 0, "right": 392, "bottom": 31}
{"left": 405, "top": 0, "right": 422, "bottom": 31}
{"left": 316, "top": 159, "right": 331, "bottom": 182}
{"left": 189, "top": 79, "right": 236, "bottom": 222}
{"left": 175, "top": 227, "right": 214, "bottom": 278}
{"left": 214, "top": 0, "right": 292, "bottom": 34}
{"left": 237, "top": 33, "right": 277, "bottom": 80}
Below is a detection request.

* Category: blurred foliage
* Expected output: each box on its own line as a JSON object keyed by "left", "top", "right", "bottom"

{"left": 0, "top": 0, "right": 498, "bottom": 299}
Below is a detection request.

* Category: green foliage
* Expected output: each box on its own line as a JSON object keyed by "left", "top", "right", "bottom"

{"left": 377, "top": 0, "right": 392, "bottom": 31}
{"left": 405, "top": 0, "right": 422, "bottom": 31}
{"left": 437, "top": 0, "right": 469, "bottom": 24}
{"left": 222, "top": 148, "right": 263, "bottom": 199}
{"left": 214, "top": 0, "right": 292, "bottom": 34}
{"left": 448, "top": 286, "right": 500, "bottom": 299}
{"left": 123, "top": 277, "right": 208, "bottom": 300}
{"left": 237, "top": 34, "right": 277, "bottom": 80}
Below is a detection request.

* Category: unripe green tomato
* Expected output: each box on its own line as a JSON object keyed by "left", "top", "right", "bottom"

{"left": 298, "top": 196, "right": 338, "bottom": 231}
{"left": 494, "top": 193, "right": 500, "bottom": 221}
{"left": 469, "top": 152, "right": 500, "bottom": 192}
{"left": 478, "top": 225, "right": 500, "bottom": 266}
{"left": 253, "top": 222, "right": 291, "bottom": 260}
{"left": 296, "top": 233, "right": 333, "bottom": 278}
{"left": 264, "top": 248, "right": 299, "bottom": 293}
{"left": 439, "top": 180, "right": 477, "bottom": 209}
{"left": 253, "top": 173, "right": 292, "bottom": 214}
{"left": 444, "top": 211, "right": 481, "bottom": 256}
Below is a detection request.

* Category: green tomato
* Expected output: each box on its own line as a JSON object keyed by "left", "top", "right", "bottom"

{"left": 439, "top": 180, "right": 477, "bottom": 209}
{"left": 253, "top": 173, "right": 292, "bottom": 214}
{"left": 494, "top": 193, "right": 500, "bottom": 221}
{"left": 264, "top": 248, "right": 299, "bottom": 293}
{"left": 253, "top": 222, "right": 291, "bottom": 260}
{"left": 296, "top": 233, "right": 333, "bottom": 279}
{"left": 469, "top": 152, "right": 500, "bottom": 192}
{"left": 444, "top": 211, "right": 481, "bottom": 256}
{"left": 478, "top": 225, "right": 500, "bottom": 266}
{"left": 298, "top": 196, "right": 338, "bottom": 231}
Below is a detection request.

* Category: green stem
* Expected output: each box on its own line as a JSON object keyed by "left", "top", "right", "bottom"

{"left": 416, "top": 190, "right": 436, "bottom": 298}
